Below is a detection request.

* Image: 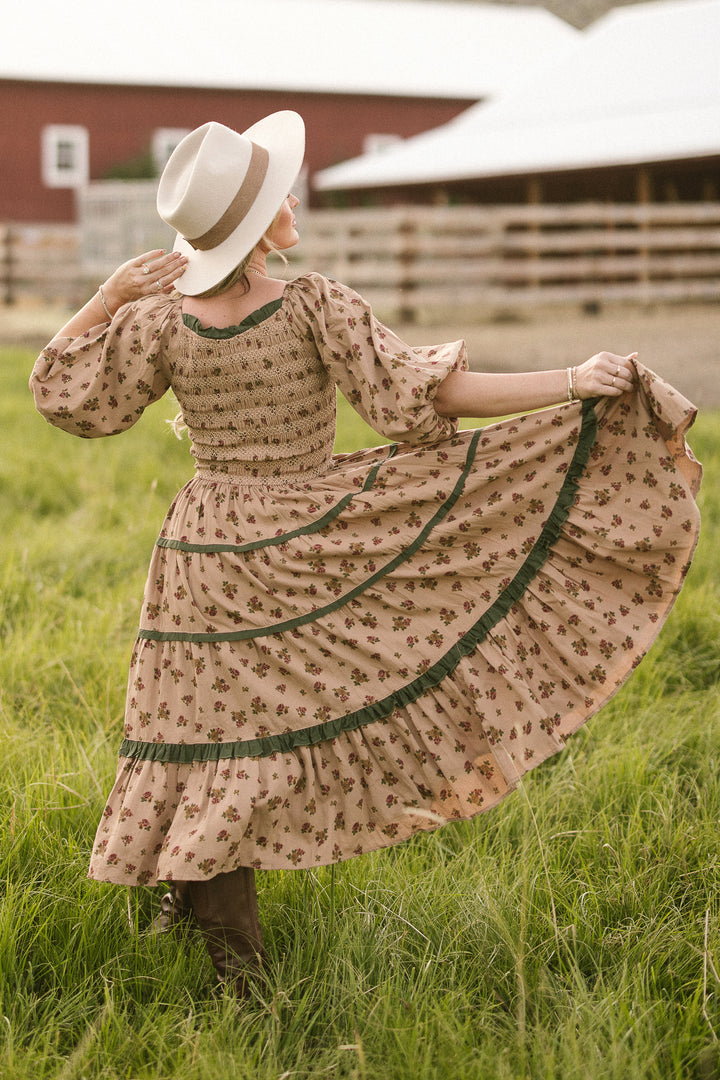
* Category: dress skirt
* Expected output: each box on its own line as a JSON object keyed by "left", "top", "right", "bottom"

{"left": 87, "top": 362, "right": 701, "bottom": 883}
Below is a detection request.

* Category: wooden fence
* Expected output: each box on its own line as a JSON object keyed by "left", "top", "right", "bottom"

{"left": 1, "top": 223, "right": 81, "bottom": 306}
{"left": 0, "top": 182, "right": 172, "bottom": 307}
{"left": 287, "top": 203, "right": 720, "bottom": 317}
{"left": 3, "top": 192, "right": 720, "bottom": 317}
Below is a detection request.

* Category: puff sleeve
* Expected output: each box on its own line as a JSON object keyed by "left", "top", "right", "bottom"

{"left": 29, "top": 293, "right": 183, "bottom": 439}
{"left": 286, "top": 273, "right": 467, "bottom": 444}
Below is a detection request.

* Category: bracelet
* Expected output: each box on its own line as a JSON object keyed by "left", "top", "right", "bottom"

{"left": 572, "top": 366, "right": 578, "bottom": 401}
{"left": 567, "top": 367, "right": 578, "bottom": 402}
{"left": 98, "top": 286, "right": 112, "bottom": 320}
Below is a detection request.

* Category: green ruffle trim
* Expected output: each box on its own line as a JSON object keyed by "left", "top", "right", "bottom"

{"left": 120, "top": 399, "right": 598, "bottom": 764}
{"left": 139, "top": 428, "right": 484, "bottom": 643}
{"left": 182, "top": 298, "right": 283, "bottom": 339}
{"left": 156, "top": 445, "right": 399, "bottom": 555}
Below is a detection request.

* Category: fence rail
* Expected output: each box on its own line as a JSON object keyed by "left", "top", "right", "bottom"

{"left": 1, "top": 224, "right": 82, "bottom": 306}
{"left": 285, "top": 203, "right": 720, "bottom": 316}
{"left": 3, "top": 192, "right": 720, "bottom": 316}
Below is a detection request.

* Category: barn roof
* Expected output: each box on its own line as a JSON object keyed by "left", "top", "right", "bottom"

{"left": 1, "top": 0, "right": 578, "bottom": 101}
{"left": 314, "top": 0, "right": 720, "bottom": 188}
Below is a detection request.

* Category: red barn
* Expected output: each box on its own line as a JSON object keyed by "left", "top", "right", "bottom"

{"left": 0, "top": 0, "right": 578, "bottom": 223}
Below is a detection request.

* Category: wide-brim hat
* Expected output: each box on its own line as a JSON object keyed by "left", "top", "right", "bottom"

{"left": 156, "top": 111, "right": 305, "bottom": 296}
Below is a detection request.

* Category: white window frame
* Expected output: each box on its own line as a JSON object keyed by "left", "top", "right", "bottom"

{"left": 362, "top": 133, "right": 403, "bottom": 156}
{"left": 41, "top": 125, "right": 89, "bottom": 188}
{"left": 152, "top": 128, "right": 191, "bottom": 173}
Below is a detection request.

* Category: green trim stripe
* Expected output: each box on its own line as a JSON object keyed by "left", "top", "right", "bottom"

{"left": 156, "top": 444, "right": 399, "bottom": 555}
{"left": 182, "top": 298, "right": 283, "bottom": 338}
{"left": 120, "top": 401, "right": 598, "bottom": 765}
{"left": 139, "top": 429, "right": 483, "bottom": 644}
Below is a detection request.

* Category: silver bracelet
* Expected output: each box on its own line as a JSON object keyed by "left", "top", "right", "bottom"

{"left": 98, "top": 286, "right": 112, "bottom": 320}
{"left": 567, "top": 366, "right": 578, "bottom": 402}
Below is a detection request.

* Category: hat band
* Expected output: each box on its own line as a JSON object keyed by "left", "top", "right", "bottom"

{"left": 185, "top": 141, "right": 270, "bottom": 252}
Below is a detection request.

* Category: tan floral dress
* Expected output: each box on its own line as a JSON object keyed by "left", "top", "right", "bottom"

{"left": 30, "top": 273, "right": 702, "bottom": 885}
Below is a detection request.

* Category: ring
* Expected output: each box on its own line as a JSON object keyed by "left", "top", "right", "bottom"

{"left": 154, "top": 279, "right": 162, "bottom": 290}
{"left": 142, "top": 264, "right": 150, "bottom": 275}
{"left": 612, "top": 376, "right": 616, "bottom": 386}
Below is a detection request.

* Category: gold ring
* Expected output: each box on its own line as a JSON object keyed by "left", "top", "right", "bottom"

{"left": 612, "top": 376, "right": 616, "bottom": 386}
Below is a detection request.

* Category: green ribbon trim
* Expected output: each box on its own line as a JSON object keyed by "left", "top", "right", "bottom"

{"left": 139, "top": 429, "right": 483, "bottom": 643}
{"left": 182, "top": 298, "right": 283, "bottom": 339}
{"left": 156, "top": 444, "right": 399, "bottom": 555}
{"left": 120, "top": 400, "right": 598, "bottom": 765}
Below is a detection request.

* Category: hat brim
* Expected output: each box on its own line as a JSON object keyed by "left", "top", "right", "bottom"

{"left": 170, "top": 111, "right": 305, "bottom": 296}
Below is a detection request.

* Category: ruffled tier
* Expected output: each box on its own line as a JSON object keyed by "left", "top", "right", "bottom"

{"left": 89, "top": 362, "right": 701, "bottom": 883}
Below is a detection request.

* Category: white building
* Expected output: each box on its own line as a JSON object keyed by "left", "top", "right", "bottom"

{"left": 315, "top": 0, "right": 720, "bottom": 203}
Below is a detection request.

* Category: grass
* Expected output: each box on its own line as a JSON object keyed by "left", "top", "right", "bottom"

{"left": 1, "top": 344, "right": 719, "bottom": 1079}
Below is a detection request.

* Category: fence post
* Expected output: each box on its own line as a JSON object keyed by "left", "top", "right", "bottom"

{"left": 527, "top": 177, "right": 542, "bottom": 297}
{"left": 636, "top": 168, "right": 652, "bottom": 306}
{"left": 2, "top": 225, "right": 16, "bottom": 305}
{"left": 398, "top": 212, "right": 418, "bottom": 322}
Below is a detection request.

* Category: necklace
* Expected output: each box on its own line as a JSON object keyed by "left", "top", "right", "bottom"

{"left": 247, "top": 268, "right": 267, "bottom": 277}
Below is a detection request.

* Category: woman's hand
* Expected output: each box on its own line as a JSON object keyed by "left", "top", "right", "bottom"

{"left": 574, "top": 352, "right": 637, "bottom": 399}
{"left": 48, "top": 249, "right": 189, "bottom": 341}
{"left": 101, "top": 249, "right": 188, "bottom": 314}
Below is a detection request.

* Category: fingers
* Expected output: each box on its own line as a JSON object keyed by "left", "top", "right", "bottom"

{"left": 576, "top": 351, "right": 638, "bottom": 399}
{"left": 135, "top": 250, "right": 187, "bottom": 293}
{"left": 101, "top": 250, "right": 189, "bottom": 311}
{"left": 135, "top": 248, "right": 166, "bottom": 262}
{"left": 601, "top": 352, "right": 637, "bottom": 395}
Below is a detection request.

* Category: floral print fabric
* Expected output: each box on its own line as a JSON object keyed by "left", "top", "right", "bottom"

{"left": 30, "top": 275, "right": 701, "bottom": 884}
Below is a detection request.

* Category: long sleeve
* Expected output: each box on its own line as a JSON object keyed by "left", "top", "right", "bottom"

{"left": 286, "top": 273, "right": 468, "bottom": 444}
{"left": 29, "top": 293, "right": 183, "bottom": 438}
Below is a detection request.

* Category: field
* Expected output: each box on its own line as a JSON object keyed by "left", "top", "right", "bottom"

{"left": 1, "top": 339, "right": 719, "bottom": 1080}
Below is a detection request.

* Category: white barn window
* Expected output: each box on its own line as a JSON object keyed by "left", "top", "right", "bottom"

{"left": 152, "top": 128, "right": 190, "bottom": 173}
{"left": 362, "top": 134, "right": 402, "bottom": 155}
{"left": 41, "top": 125, "right": 89, "bottom": 188}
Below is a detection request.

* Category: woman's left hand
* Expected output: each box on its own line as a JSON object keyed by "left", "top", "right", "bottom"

{"left": 100, "top": 249, "right": 188, "bottom": 313}
{"left": 574, "top": 351, "right": 638, "bottom": 399}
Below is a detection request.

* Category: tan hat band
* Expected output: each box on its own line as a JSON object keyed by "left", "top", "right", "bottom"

{"left": 186, "top": 142, "right": 270, "bottom": 252}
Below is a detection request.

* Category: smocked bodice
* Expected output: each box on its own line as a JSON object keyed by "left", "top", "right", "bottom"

{"left": 172, "top": 314, "right": 337, "bottom": 482}
{"left": 30, "top": 273, "right": 466, "bottom": 472}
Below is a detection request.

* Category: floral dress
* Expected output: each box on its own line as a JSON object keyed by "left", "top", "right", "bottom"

{"left": 30, "top": 273, "right": 702, "bottom": 885}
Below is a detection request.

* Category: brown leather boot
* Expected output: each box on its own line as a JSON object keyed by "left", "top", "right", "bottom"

{"left": 187, "top": 867, "right": 265, "bottom": 997}
{"left": 148, "top": 881, "right": 192, "bottom": 935}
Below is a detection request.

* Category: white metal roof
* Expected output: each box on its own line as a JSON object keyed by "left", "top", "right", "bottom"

{"left": 1, "top": 0, "right": 578, "bottom": 101}
{"left": 314, "top": 0, "right": 720, "bottom": 187}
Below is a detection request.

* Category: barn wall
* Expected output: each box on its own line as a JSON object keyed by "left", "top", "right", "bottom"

{"left": 0, "top": 79, "right": 473, "bottom": 222}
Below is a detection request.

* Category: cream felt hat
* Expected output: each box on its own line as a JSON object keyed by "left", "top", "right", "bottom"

{"left": 156, "top": 111, "right": 305, "bottom": 296}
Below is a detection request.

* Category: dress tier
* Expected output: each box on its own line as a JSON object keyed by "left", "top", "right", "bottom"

{"left": 30, "top": 274, "right": 701, "bottom": 884}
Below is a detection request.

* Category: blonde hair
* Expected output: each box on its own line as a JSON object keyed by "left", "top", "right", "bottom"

{"left": 190, "top": 202, "right": 289, "bottom": 299}
{"left": 193, "top": 250, "right": 253, "bottom": 299}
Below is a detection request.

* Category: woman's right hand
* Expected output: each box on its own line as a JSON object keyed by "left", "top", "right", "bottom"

{"left": 574, "top": 352, "right": 638, "bottom": 399}
{"left": 101, "top": 249, "right": 188, "bottom": 314}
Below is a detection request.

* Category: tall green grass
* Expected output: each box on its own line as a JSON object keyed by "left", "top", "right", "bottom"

{"left": 1, "top": 346, "right": 718, "bottom": 1079}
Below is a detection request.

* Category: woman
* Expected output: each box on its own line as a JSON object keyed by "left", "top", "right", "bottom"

{"left": 30, "top": 111, "right": 701, "bottom": 996}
